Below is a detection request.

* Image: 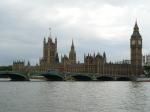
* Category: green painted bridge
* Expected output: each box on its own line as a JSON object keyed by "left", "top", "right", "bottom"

{"left": 30, "top": 71, "right": 135, "bottom": 81}
{"left": 71, "top": 73, "right": 134, "bottom": 81}
{"left": 0, "top": 71, "right": 135, "bottom": 81}
{"left": 30, "top": 72, "right": 64, "bottom": 81}
{"left": 0, "top": 71, "right": 30, "bottom": 81}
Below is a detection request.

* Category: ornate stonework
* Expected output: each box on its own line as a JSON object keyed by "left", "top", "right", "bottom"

{"left": 13, "top": 22, "right": 143, "bottom": 76}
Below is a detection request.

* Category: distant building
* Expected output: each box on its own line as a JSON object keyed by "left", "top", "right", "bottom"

{"left": 12, "top": 21, "right": 143, "bottom": 76}
{"left": 143, "top": 54, "right": 150, "bottom": 66}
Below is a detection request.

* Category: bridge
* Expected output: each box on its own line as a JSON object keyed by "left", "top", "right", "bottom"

{"left": 0, "top": 71, "right": 135, "bottom": 81}
{"left": 30, "top": 71, "right": 64, "bottom": 81}
{"left": 41, "top": 72, "right": 64, "bottom": 81}
{"left": 0, "top": 71, "right": 30, "bottom": 81}
{"left": 69, "top": 73, "right": 134, "bottom": 81}
{"left": 70, "top": 73, "right": 93, "bottom": 81}
{"left": 95, "top": 74, "right": 134, "bottom": 81}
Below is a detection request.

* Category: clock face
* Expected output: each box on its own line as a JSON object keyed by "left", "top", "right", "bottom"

{"left": 138, "top": 40, "right": 141, "bottom": 45}
{"left": 132, "top": 40, "right": 135, "bottom": 45}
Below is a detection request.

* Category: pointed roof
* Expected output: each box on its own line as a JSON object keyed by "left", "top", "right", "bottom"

{"left": 71, "top": 39, "right": 74, "bottom": 49}
{"left": 131, "top": 20, "right": 141, "bottom": 38}
{"left": 103, "top": 52, "right": 106, "bottom": 58}
{"left": 27, "top": 61, "right": 30, "bottom": 66}
{"left": 134, "top": 20, "right": 139, "bottom": 31}
{"left": 69, "top": 38, "right": 76, "bottom": 55}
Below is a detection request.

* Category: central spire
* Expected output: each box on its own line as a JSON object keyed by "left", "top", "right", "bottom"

{"left": 69, "top": 38, "right": 76, "bottom": 64}
{"left": 71, "top": 39, "right": 74, "bottom": 49}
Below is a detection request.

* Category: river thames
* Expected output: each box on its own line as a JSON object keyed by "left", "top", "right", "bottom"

{"left": 0, "top": 81, "right": 150, "bottom": 112}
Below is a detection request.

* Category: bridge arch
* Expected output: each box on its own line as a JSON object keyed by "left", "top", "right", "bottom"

{"left": 0, "top": 72, "right": 29, "bottom": 81}
{"left": 41, "top": 73, "right": 63, "bottom": 81}
{"left": 97, "top": 76, "right": 114, "bottom": 81}
{"left": 116, "top": 77, "right": 132, "bottom": 81}
{"left": 9, "top": 73, "right": 29, "bottom": 81}
{"left": 0, "top": 73, "right": 9, "bottom": 78}
{"left": 71, "top": 74, "right": 92, "bottom": 81}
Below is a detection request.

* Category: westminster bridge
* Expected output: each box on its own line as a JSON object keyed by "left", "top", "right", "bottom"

{"left": 0, "top": 71, "right": 30, "bottom": 81}
{"left": 0, "top": 71, "right": 136, "bottom": 81}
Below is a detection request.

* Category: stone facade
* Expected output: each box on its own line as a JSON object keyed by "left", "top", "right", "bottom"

{"left": 40, "top": 36, "right": 59, "bottom": 66}
{"left": 12, "top": 22, "right": 143, "bottom": 76}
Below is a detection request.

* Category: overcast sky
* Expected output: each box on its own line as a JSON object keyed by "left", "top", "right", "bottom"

{"left": 0, "top": 0, "right": 150, "bottom": 66}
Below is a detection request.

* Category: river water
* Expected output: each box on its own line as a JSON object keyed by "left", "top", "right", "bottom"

{"left": 0, "top": 81, "right": 150, "bottom": 112}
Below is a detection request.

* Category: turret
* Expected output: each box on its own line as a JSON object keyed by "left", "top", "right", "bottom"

{"left": 55, "top": 37, "right": 57, "bottom": 50}
{"left": 27, "top": 61, "right": 30, "bottom": 67}
{"left": 55, "top": 52, "right": 59, "bottom": 63}
{"left": 103, "top": 52, "right": 106, "bottom": 63}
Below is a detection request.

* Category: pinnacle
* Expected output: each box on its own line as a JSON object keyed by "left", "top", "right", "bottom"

{"left": 72, "top": 39, "right": 74, "bottom": 47}
{"left": 134, "top": 20, "right": 139, "bottom": 31}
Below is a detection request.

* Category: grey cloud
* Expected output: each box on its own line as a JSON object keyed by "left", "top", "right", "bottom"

{"left": 0, "top": 0, "right": 150, "bottom": 65}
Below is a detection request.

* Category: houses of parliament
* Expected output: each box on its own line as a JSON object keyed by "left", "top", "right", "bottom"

{"left": 12, "top": 22, "right": 143, "bottom": 76}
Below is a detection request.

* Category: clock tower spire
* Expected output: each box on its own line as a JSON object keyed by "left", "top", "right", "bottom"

{"left": 130, "top": 21, "right": 142, "bottom": 75}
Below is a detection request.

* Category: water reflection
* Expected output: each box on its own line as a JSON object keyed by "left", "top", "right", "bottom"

{"left": 0, "top": 81, "right": 150, "bottom": 112}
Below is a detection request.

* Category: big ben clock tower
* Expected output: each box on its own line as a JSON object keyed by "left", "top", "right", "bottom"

{"left": 130, "top": 21, "right": 142, "bottom": 75}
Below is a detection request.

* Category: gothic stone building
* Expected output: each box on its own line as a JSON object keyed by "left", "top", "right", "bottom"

{"left": 13, "top": 22, "right": 143, "bottom": 76}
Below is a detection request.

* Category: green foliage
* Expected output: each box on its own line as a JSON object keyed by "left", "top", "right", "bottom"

{"left": 0, "top": 66, "right": 12, "bottom": 71}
